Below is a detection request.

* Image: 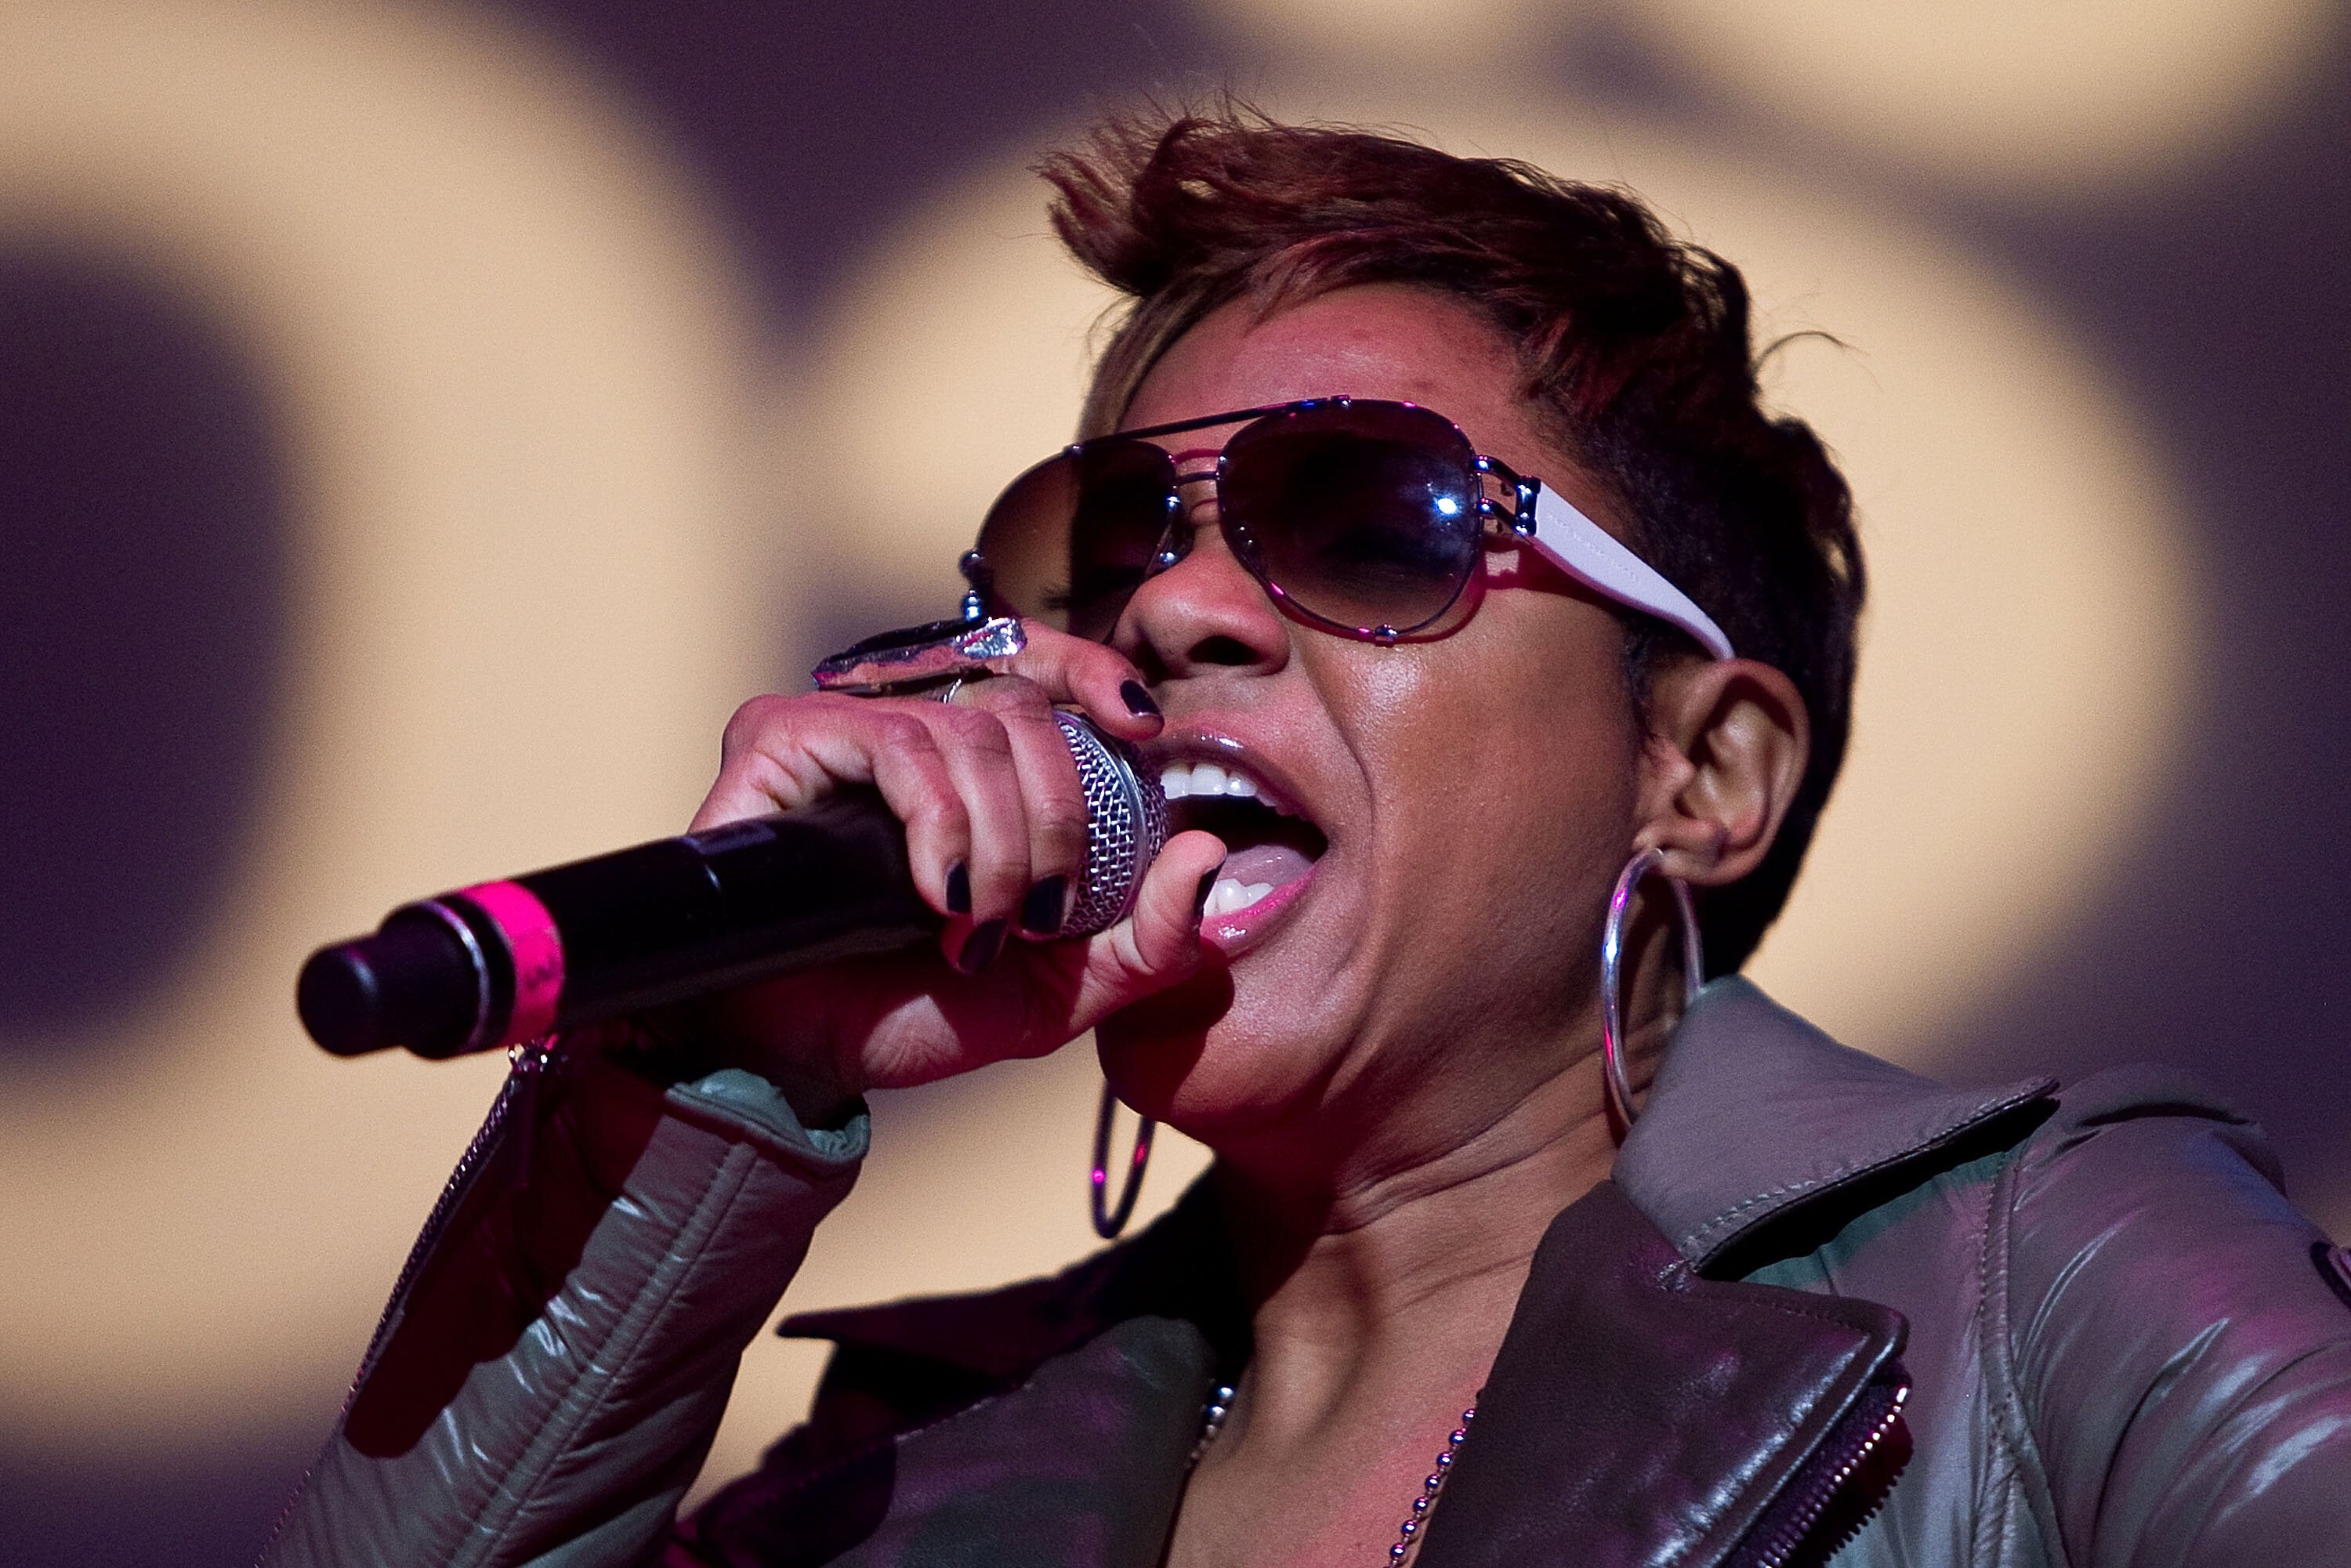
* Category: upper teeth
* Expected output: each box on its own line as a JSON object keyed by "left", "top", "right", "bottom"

{"left": 1160, "top": 760, "right": 1259, "bottom": 801}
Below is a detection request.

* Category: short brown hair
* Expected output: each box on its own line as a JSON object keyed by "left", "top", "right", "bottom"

{"left": 1041, "top": 108, "right": 1863, "bottom": 973}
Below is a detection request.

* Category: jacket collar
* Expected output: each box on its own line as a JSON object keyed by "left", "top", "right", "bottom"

{"left": 784, "top": 979, "right": 2056, "bottom": 1369}
{"left": 1415, "top": 1180, "right": 1909, "bottom": 1568}
{"left": 1615, "top": 976, "right": 2055, "bottom": 1273}
{"left": 779, "top": 1178, "right": 1246, "bottom": 1385}
{"left": 764, "top": 983, "right": 2053, "bottom": 1566}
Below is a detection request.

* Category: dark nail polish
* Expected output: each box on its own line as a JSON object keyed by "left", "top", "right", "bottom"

{"left": 1194, "top": 864, "right": 1223, "bottom": 922}
{"left": 958, "top": 919, "right": 1007, "bottom": 974}
{"left": 1120, "top": 679, "right": 1161, "bottom": 719}
{"left": 1021, "top": 875, "right": 1067, "bottom": 935}
{"left": 946, "top": 862, "right": 971, "bottom": 914}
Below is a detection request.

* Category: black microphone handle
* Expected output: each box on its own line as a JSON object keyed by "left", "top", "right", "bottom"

{"left": 297, "top": 712, "right": 1168, "bottom": 1061}
{"left": 298, "top": 788, "right": 935, "bottom": 1059}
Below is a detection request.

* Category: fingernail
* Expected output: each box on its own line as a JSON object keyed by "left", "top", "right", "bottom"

{"left": 946, "top": 862, "right": 971, "bottom": 914}
{"left": 1020, "top": 875, "right": 1067, "bottom": 936}
{"left": 1194, "top": 864, "right": 1223, "bottom": 922}
{"left": 1120, "top": 679, "right": 1161, "bottom": 719}
{"left": 957, "top": 919, "right": 1007, "bottom": 974}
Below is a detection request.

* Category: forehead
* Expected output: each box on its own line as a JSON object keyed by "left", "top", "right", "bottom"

{"left": 1121, "top": 284, "right": 1556, "bottom": 475}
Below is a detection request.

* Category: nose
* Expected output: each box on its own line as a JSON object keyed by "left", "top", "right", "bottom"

{"left": 1116, "top": 494, "right": 1291, "bottom": 683}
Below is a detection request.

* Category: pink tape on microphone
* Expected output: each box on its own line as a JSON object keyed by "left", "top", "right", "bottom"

{"left": 458, "top": 878, "right": 565, "bottom": 1046}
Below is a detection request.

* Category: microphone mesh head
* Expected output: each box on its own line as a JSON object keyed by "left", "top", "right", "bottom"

{"left": 1054, "top": 712, "right": 1169, "bottom": 934}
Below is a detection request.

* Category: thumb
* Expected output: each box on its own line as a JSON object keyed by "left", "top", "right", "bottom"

{"left": 1067, "top": 829, "right": 1226, "bottom": 1027}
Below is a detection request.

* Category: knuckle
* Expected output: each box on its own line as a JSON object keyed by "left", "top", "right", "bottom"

{"left": 871, "top": 711, "right": 936, "bottom": 755}
{"left": 972, "top": 674, "right": 1052, "bottom": 716}
{"left": 1035, "top": 795, "right": 1090, "bottom": 858}
{"left": 996, "top": 698, "right": 1076, "bottom": 756}
{"left": 720, "top": 692, "right": 792, "bottom": 751}
{"left": 871, "top": 716, "right": 953, "bottom": 790}
{"left": 942, "top": 708, "right": 1016, "bottom": 763}
{"left": 925, "top": 701, "right": 983, "bottom": 735}
{"left": 924, "top": 792, "right": 972, "bottom": 843}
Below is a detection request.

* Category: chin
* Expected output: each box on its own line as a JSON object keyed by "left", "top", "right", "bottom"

{"left": 1096, "top": 959, "right": 1353, "bottom": 1143}
{"left": 1095, "top": 965, "right": 1226, "bottom": 1114}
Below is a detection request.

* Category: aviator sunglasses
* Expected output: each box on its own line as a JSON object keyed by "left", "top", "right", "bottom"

{"left": 965, "top": 397, "right": 1733, "bottom": 658}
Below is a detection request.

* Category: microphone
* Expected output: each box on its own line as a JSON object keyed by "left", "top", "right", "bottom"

{"left": 296, "top": 712, "right": 1168, "bottom": 1059}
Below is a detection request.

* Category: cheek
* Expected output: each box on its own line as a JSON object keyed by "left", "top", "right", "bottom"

{"left": 1445, "top": 663, "right": 1642, "bottom": 1034}
{"left": 1333, "top": 607, "right": 1639, "bottom": 895}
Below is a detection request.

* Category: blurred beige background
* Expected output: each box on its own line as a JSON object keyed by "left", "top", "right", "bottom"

{"left": 2, "top": 1, "right": 2345, "bottom": 1560}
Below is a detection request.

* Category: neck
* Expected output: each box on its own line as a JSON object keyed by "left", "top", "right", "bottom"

{"left": 1164, "top": 928, "right": 1686, "bottom": 1566}
{"left": 1203, "top": 1057, "right": 1605, "bottom": 1447}
{"left": 1201, "top": 979, "right": 1682, "bottom": 1443}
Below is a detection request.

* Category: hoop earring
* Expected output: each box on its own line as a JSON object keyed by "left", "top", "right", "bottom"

{"left": 1600, "top": 847, "right": 1704, "bottom": 1132}
{"left": 1090, "top": 1081, "right": 1155, "bottom": 1238}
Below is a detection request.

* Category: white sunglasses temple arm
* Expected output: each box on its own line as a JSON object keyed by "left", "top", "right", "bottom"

{"left": 1527, "top": 486, "right": 1736, "bottom": 661}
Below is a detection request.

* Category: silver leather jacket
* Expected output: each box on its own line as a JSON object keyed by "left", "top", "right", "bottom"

{"left": 263, "top": 979, "right": 2351, "bottom": 1566}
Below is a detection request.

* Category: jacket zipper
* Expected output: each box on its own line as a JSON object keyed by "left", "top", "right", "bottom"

{"left": 1727, "top": 1376, "right": 1911, "bottom": 1568}
{"left": 350, "top": 1041, "right": 556, "bottom": 1389}
{"left": 257, "top": 1042, "right": 555, "bottom": 1563}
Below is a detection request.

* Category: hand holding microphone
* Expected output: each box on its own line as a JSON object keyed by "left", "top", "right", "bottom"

{"left": 296, "top": 620, "right": 1228, "bottom": 1118}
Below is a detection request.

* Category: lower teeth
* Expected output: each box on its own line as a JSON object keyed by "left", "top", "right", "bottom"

{"left": 1203, "top": 878, "right": 1275, "bottom": 918}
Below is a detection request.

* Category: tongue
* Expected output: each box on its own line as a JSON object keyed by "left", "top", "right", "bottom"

{"left": 1216, "top": 842, "right": 1314, "bottom": 891}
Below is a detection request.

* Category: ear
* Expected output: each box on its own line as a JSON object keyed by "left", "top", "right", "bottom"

{"left": 1631, "top": 657, "right": 1810, "bottom": 889}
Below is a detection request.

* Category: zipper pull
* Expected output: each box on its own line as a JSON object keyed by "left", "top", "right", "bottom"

{"left": 502, "top": 1034, "right": 560, "bottom": 1192}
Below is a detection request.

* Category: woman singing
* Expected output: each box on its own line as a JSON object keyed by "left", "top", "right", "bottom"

{"left": 267, "top": 110, "right": 2351, "bottom": 1567}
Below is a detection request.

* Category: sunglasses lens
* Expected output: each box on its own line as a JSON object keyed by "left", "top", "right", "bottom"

{"left": 975, "top": 439, "right": 1176, "bottom": 642}
{"left": 1220, "top": 402, "right": 1481, "bottom": 636}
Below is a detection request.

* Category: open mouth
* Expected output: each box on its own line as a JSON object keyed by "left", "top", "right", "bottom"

{"left": 1158, "top": 757, "right": 1328, "bottom": 945}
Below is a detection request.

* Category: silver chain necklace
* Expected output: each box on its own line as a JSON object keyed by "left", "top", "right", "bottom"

{"left": 1190, "top": 1384, "right": 1479, "bottom": 1565}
